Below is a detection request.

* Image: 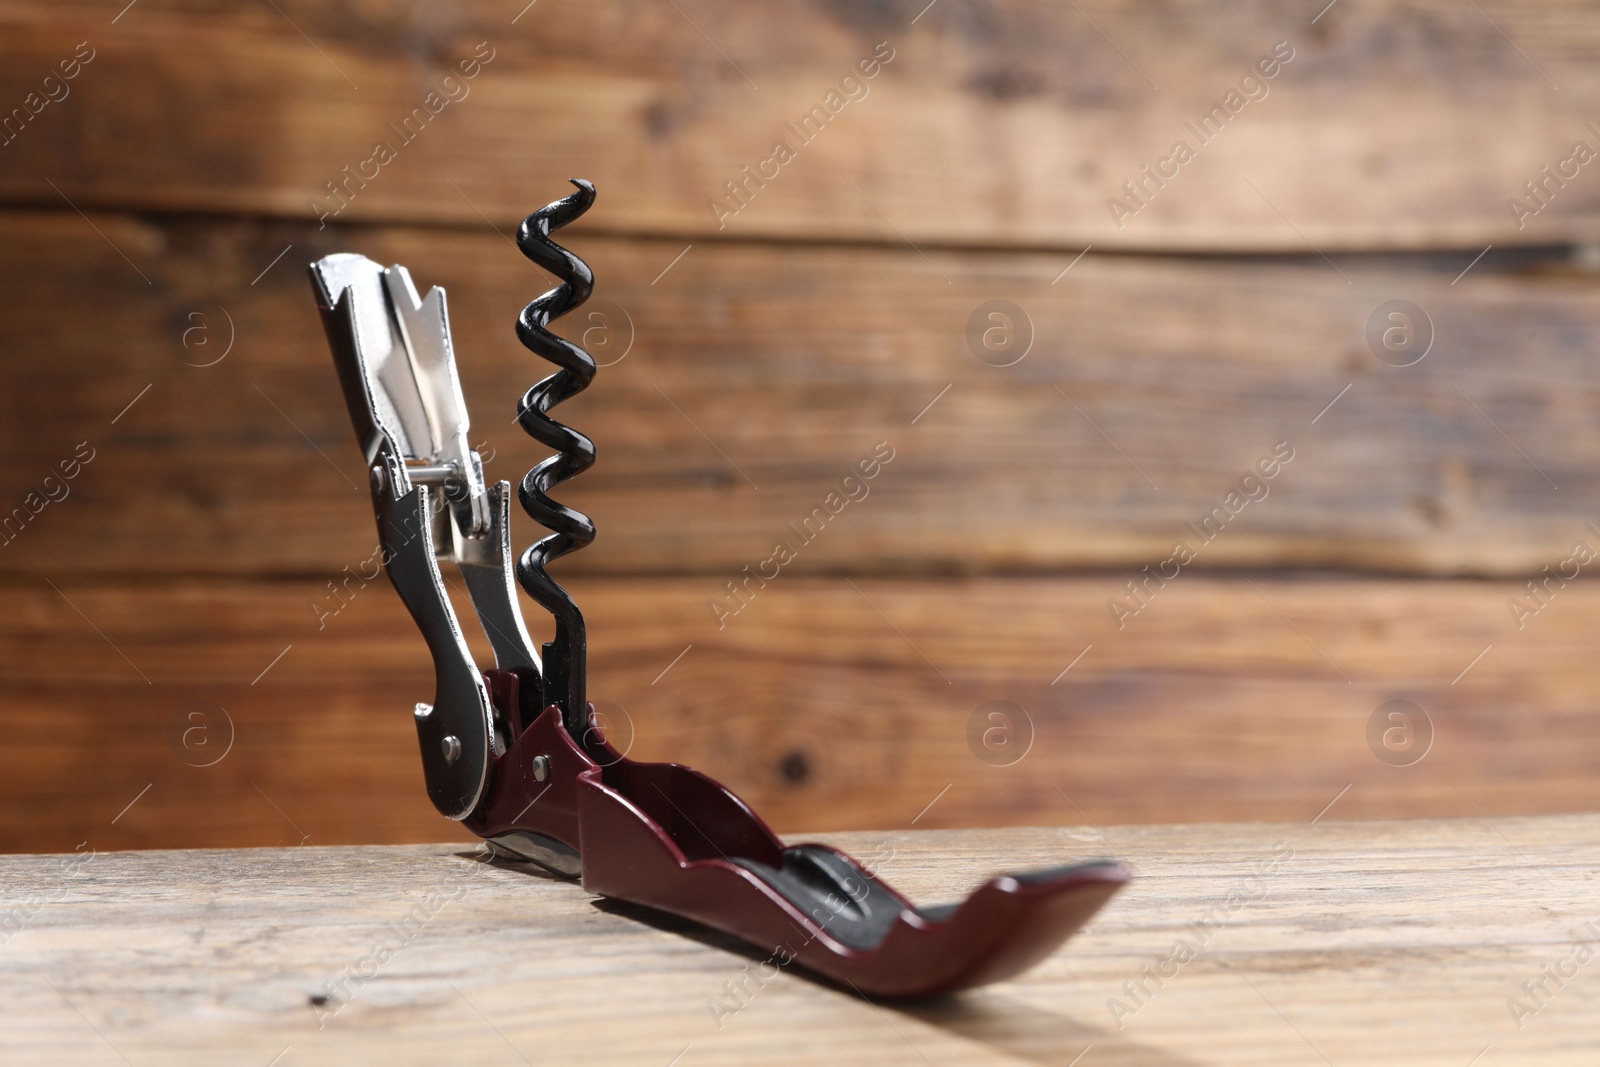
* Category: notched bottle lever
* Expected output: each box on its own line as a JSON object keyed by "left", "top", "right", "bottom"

{"left": 310, "top": 181, "right": 1130, "bottom": 998}
{"left": 311, "top": 255, "right": 539, "bottom": 819}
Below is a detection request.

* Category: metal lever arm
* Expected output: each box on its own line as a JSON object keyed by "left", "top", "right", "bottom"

{"left": 310, "top": 254, "right": 541, "bottom": 819}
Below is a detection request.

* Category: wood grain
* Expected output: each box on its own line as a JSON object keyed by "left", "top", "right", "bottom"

{"left": 3, "top": 0, "right": 1598, "bottom": 863}
{"left": 3, "top": 575, "right": 1595, "bottom": 855}
{"left": 4, "top": 1, "right": 1600, "bottom": 250}
{"left": 2, "top": 209, "right": 1598, "bottom": 580}
{"left": 2, "top": 816, "right": 1595, "bottom": 1064}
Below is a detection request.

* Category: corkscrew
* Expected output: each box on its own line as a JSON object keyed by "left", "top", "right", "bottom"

{"left": 511, "top": 179, "right": 596, "bottom": 739}
{"left": 309, "top": 182, "right": 1128, "bottom": 998}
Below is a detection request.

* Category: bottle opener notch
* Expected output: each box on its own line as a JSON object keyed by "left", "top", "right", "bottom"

{"left": 310, "top": 182, "right": 1129, "bottom": 997}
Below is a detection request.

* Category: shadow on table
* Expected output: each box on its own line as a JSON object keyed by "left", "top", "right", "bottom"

{"left": 591, "top": 896, "right": 769, "bottom": 957}
{"left": 591, "top": 896, "right": 1194, "bottom": 1066}
{"left": 901, "top": 994, "right": 1199, "bottom": 1067}
{"left": 456, "top": 847, "right": 577, "bottom": 882}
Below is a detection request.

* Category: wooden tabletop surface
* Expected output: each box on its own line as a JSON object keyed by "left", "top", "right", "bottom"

{"left": 1, "top": 814, "right": 1595, "bottom": 1066}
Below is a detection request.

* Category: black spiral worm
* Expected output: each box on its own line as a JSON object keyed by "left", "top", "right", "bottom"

{"left": 513, "top": 178, "right": 597, "bottom": 736}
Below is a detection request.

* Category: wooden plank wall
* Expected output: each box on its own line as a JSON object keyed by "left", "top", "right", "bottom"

{"left": 1, "top": 0, "right": 1598, "bottom": 852}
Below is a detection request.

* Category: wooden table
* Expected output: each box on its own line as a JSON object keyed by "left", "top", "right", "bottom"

{"left": 2, "top": 815, "right": 1595, "bottom": 1065}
